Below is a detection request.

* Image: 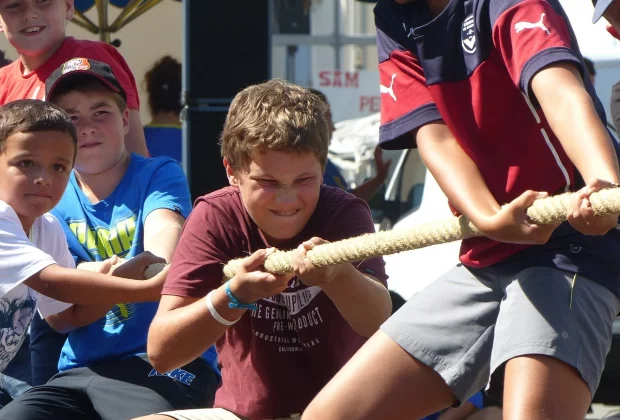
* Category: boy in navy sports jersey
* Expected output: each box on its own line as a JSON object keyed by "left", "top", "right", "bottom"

{"left": 302, "top": 0, "right": 620, "bottom": 419}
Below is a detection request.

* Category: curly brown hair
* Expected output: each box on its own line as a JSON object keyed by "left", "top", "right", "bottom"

{"left": 144, "top": 55, "right": 182, "bottom": 117}
{"left": 220, "top": 79, "right": 330, "bottom": 171}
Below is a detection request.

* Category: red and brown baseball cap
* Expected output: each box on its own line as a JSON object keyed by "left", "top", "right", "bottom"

{"left": 45, "top": 58, "right": 126, "bottom": 101}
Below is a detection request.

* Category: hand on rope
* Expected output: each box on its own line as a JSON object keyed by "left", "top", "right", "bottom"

{"left": 220, "top": 186, "right": 620, "bottom": 280}
{"left": 567, "top": 180, "right": 620, "bottom": 235}
{"left": 292, "top": 238, "right": 341, "bottom": 288}
{"left": 473, "top": 190, "right": 559, "bottom": 245}
{"left": 226, "top": 248, "right": 293, "bottom": 305}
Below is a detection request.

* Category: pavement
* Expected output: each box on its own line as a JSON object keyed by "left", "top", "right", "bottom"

{"left": 587, "top": 404, "right": 620, "bottom": 419}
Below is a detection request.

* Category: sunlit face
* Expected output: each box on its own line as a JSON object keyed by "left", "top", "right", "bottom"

{"left": 0, "top": 0, "right": 74, "bottom": 58}
{"left": 54, "top": 89, "right": 129, "bottom": 175}
{"left": 225, "top": 150, "right": 323, "bottom": 246}
{"left": 0, "top": 130, "right": 74, "bottom": 229}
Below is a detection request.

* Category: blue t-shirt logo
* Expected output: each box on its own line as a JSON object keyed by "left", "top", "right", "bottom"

{"left": 68, "top": 214, "right": 137, "bottom": 259}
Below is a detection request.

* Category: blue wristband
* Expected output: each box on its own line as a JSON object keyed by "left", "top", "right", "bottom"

{"left": 225, "top": 281, "right": 258, "bottom": 310}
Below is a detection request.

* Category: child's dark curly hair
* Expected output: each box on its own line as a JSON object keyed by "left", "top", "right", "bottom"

{"left": 144, "top": 55, "right": 182, "bottom": 117}
{"left": 0, "top": 50, "right": 12, "bottom": 69}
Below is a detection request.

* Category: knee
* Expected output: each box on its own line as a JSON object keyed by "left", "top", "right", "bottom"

{"left": 467, "top": 406, "right": 503, "bottom": 420}
{"left": 0, "top": 401, "right": 32, "bottom": 420}
{"left": 302, "top": 397, "right": 329, "bottom": 420}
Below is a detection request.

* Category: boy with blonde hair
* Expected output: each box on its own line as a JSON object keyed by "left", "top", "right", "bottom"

{"left": 134, "top": 79, "right": 391, "bottom": 420}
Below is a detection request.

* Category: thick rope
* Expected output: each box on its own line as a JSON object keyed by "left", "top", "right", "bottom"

{"left": 76, "top": 189, "right": 620, "bottom": 281}
{"left": 221, "top": 188, "right": 620, "bottom": 279}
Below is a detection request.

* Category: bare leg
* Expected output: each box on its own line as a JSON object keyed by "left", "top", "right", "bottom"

{"left": 503, "top": 355, "right": 591, "bottom": 420}
{"left": 436, "top": 402, "right": 477, "bottom": 420}
{"left": 302, "top": 330, "right": 456, "bottom": 420}
{"left": 466, "top": 407, "right": 502, "bottom": 420}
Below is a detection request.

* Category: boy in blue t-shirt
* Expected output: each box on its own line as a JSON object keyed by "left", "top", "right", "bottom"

{"left": 0, "top": 59, "right": 219, "bottom": 420}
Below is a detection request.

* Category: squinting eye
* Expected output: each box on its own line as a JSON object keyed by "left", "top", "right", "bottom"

{"left": 18, "top": 160, "right": 33, "bottom": 168}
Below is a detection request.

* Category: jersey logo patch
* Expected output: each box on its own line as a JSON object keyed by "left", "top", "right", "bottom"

{"left": 402, "top": 22, "right": 414, "bottom": 39}
{"left": 380, "top": 74, "right": 397, "bottom": 102}
{"left": 62, "top": 58, "right": 91, "bottom": 74}
{"left": 461, "top": 15, "right": 476, "bottom": 54}
{"left": 515, "top": 13, "right": 550, "bottom": 35}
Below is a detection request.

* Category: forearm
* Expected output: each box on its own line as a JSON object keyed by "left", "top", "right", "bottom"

{"left": 350, "top": 175, "right": 385, "bottom": 202}
{"left": 46, "top": 303, "right": 113, "bottom": 333}
{"left": 25, "top": 265, "right": 162, "bottom": 304}
{"left": 533, "top": 63, "right": 620, "bottom": 183}
{"left": 543, "top": 91, "right": 619, "bottom": 182}
{"left": 321, "top": 264, "right": 391, "bottom": 337}
{"left": 417, "top": 124, "right": 500, "bottom": 227}
{"left": 148, "top": 286, "right": 246, "bottom": 373}
{"left": 144, "top": 222, "right": 183, "bottom": 262}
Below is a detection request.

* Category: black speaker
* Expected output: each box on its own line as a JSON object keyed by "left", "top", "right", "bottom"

{"left": 273, "top": 1, "right": 310, "bottom": 34}
{"left": 183, "top": 0, "right": 271, "bottom": 200}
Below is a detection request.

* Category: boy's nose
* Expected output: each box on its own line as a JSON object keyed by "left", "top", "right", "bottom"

{"left": 22, "top": 4, "right": 39, "bottom": 20}
{"left": 275, "top": 187, "right": 298, "bottom": 206}
{"left": 34, "top": 170, "right": 52, "bottom": 186}
{"left": 34, "top": 177, "right": 51, "bottom": 186}
{"left": 79, "top": 124, "right": 97, "bottom": 136}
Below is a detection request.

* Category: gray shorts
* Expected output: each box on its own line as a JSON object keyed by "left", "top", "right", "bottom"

{"left": 382, "top": 265, "right": 620, "bottom": 402}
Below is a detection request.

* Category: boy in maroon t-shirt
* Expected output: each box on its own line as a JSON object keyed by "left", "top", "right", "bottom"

{"left": 134, "top": 79, "right": 391, "bottom": 420}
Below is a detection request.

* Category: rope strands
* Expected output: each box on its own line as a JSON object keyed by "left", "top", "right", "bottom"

{"left": 222, "top": 188, "right": 620, "bottom": 279}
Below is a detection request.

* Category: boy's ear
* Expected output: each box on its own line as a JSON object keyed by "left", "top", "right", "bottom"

{"left": 65, "top": 0, "right": 75, "bottom": 20}
{"left": 223, "top": 158, "right": 238, "bottom": 186}
{"left": 122, "top": 108, "right": 130, "bottom": 136}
